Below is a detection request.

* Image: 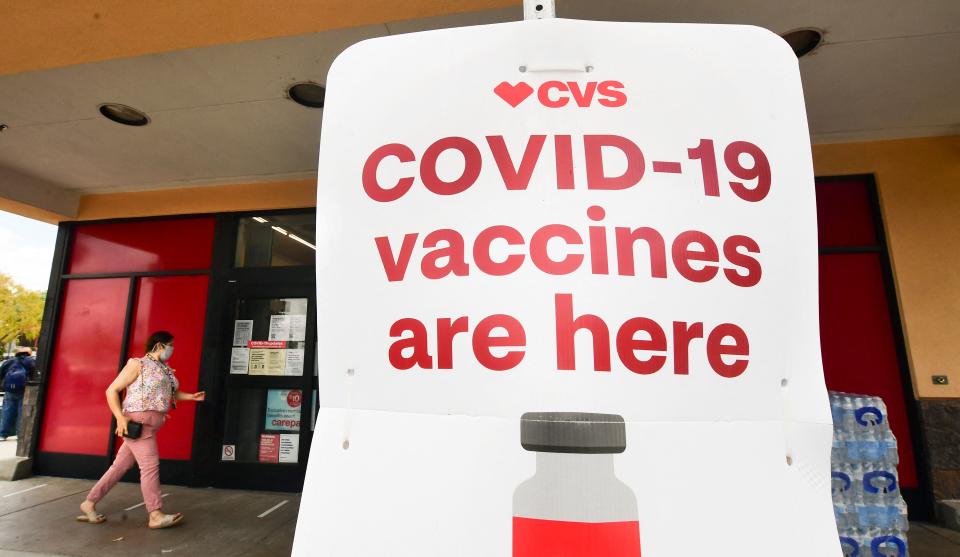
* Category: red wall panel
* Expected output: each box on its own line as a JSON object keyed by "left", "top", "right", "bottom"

{"left": 815, "top": 179, "right": 878, "bottom": 248}
{"left": 125, "top": 275, "right": 210, "bottom": 460}
{"left": 819, "top": 253, "right": 918, "bottom": 488}
{"left": 815, "top": 177, "right": 918, "bottom": 489}
{"left": 39, "top": 279, "right": 129, "bottom": 455}
{"left": 68, "top": 217, "right": 215, "bottom": 275}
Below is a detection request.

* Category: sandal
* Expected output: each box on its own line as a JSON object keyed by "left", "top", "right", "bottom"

{"left": 148, "top": 512, "right": 183, "bottom": 529}
{"left": 76, "top": 512, "right": 107, "bottom": 524}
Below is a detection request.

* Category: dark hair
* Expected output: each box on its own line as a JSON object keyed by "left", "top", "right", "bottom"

{"left": 145, "top": 331, "right": 174, "bottom": 354}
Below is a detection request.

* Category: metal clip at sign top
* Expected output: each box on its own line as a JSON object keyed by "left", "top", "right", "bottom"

{"left": 524, "top": 0, "right": 555, "bottom": 20}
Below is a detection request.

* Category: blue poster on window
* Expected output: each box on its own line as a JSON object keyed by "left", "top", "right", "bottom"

{"left": 265, "top": 389, "right": 302, "bottom": 432}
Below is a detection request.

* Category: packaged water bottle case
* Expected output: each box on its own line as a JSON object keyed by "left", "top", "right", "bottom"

{"left": 513, "top": 413, "right": 640, "bottom": 557}
{"left": 830, "top": 392, "right": 909, "bottom": 557}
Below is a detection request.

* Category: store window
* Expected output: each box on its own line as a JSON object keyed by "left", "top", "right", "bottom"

{"left": 235, "top": 213, "right": 316, "bottom": 267}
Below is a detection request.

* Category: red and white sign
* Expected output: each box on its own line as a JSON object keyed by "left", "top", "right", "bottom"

{"left": 248, "top": 340, "right": 286, "bottom": 349}
{"left": 296, "top": 18, "right": 837, "bottom": 556}
{"left": 259, "top": 434, "right": 280, "bottom": 463}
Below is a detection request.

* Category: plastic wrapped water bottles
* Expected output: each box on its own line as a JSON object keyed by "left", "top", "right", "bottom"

{"left": 829, "top": 392, "right": 909, "bottom": 556}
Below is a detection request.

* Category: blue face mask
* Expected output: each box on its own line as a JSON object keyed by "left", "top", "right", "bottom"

{"left": 160, "top": 345, "right": 174, "bottom": 362}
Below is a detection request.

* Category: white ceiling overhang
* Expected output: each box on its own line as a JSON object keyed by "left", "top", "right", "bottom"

{"left": 0, "top": 1, "right": 957, "bottom": 216}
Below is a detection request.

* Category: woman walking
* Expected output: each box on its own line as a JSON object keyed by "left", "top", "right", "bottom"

{"left": 77, "top": 331, "right": 205, "bottom": 529}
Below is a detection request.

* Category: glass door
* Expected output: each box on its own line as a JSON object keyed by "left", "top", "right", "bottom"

{"left": 212, "top": 283, "right": 317, "bottom": 491}
{"left": 192, "top": 210, "right": 318, "bottom": 492}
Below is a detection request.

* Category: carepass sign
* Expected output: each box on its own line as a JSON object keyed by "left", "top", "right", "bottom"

{"left": 295, "top": 18, "right": 839, "bottom": 556}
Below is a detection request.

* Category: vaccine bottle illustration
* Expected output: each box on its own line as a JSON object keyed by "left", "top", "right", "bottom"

{"left": 513, "top": 412, "right": 640, "bottom": 557}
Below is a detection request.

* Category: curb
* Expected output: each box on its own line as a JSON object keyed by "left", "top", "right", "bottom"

{"left": 0, "top": 457, "right": 32, "bottom": 481}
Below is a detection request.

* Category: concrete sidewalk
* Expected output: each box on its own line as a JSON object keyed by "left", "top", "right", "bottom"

{"left": 0, "top": 473, "right": 298, "bottom": 557}
{"left": 910, "top": 522, "right": 960, "bottom": 556}
{"left": 0, "top": 438, "right": 15, "bottom": 460}
{"left": 0, "top": 436, "right": 30, "bottom": 482}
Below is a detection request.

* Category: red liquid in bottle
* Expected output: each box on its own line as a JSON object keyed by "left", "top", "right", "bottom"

{"left": 513, "top": 516, "right": 641, "bottom": 557}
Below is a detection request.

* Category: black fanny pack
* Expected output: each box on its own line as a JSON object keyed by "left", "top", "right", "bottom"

{"left": 123, "top": 421, "right": 143, "bottom": 439}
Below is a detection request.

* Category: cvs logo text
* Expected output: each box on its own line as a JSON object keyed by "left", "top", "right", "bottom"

{"left": 494, "top": 80, "right": 626, "bottom": 108}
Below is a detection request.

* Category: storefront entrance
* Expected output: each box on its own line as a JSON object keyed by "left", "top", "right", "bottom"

{"left": 194, "top": 211, "right": 318, "bottom": 492}
{"left": 206, "top": 279, "right": 317, "bottom": 491}
{"left": 34, "top": 210, "right": 318, "bottom": 492}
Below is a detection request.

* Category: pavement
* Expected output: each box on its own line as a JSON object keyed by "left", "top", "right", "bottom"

{"left": 910, "top": 522, "right": 960, "bottom": 556}
{"left": 0, "top": 438, "right": 15, "bottom": 460}
{"left": 1, "top": 438, "right": 959, "bottom": 556}
{"left": 0, "top": 463, "right": 299, "bottom": 556}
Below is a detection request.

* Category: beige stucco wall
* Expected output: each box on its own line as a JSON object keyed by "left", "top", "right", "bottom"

{"left": 813, "top": 135, "right": 960, "bottom": 399}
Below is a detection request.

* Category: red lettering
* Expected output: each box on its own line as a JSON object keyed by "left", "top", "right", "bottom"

{"left": 486, "top": 135, "right": 546, "bottom": 191}
{"left": 530, "top": 225, "right": 584, "bottom": 275}
{"left": 388, "top": 318, "right": 433, "bottom": 370}
{"left": 672, "top": 230, "right": 719, "bottom": 283}
{"left": 437, "top": 317, "right": 469, "bottom": 369}
{"left": 672, "top": 321, "right": 704, "bottom": 375}
{"left": 420, "top": 137, "right": 481, "bottom": 195}
{"left": 567, "top": 81, "right": 597, "bottom": 107}
{"left": 616, "top": 317, "right": 667, "bottom": 375}
{"left": 597, "top": 81, "right": 627, "bottom": 107}
{"left": 474, "top": 226, "right": 525, "bottom": 276}
{"left": 615, "top": 227, "right": 667, "bottom": 278}
{"left": 554, "top": 295, "right": 749, "bottom": 378}
{"left": 584, "top": 135, "right": 645, "bottom": 190}
{"left": 724, "top": 141, "right": 771, "bottom": 202}
{"left": 473, "top": 315, "right": 527, "bottom": 371}
{"left": 555, "top": 293, "right": 610, "bottom": 372}
{"left": 538, "top": 81, "right": 568, "bottom": 108}
{"left": 375, "top": 234, "right": 418, "bottom": 282}
{"left": 362, "top": 143, "right": 415, "bottom": 202}
{"left": 555, "top": 135, "right": 575, "bottom": 190}
{"left": 587, "top": 206, "right": 608, "bottom": 275}
{"left": 723, "top": 235, "right": 762, "bottom": 287}
{"left": 421, "top": 229, "right": 469, "bottom": 280}
{"left": 707, "top": 324, "right": 750, "bottom": 378}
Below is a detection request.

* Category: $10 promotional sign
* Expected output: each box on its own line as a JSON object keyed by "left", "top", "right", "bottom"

{"left": 295, "top": 18, "right": 840, "bottom": 556}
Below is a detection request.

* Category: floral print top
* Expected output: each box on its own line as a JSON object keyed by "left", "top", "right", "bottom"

{"left": 122, "top": 357, "right": 179, "bottom": 413}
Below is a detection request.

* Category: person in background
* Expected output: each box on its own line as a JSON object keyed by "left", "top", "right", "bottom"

{"left": 77, "top": 331, "right": 205, "bottom": 529}
{"left": 0, "top": 347, "right": 35, "bottom": 440}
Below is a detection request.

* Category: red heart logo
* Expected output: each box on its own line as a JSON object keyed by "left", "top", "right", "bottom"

{"left": 494, "top": 81, "right": 534, "bottom": 108}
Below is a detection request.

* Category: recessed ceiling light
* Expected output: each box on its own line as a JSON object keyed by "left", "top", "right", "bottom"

{"left": 287, "top": 82, "right": 326, "bottom": 108}
{"left": 98, "top": 103, "right": 150, "bottom": 126}
{"left": 781, "top": 28, "right": 824, "bottom": 58}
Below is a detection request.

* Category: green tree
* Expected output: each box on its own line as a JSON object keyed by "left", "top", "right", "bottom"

{"left": 0, "top": 273, "right": 45, "bottom": 348}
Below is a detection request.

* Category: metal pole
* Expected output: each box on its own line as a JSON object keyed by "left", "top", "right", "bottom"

{"left": 524, "top": 0, "right": 555, "bottom": 20}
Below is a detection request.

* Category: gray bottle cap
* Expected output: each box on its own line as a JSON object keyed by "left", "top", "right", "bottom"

{"left": 520, "top": 412, "right": 626, "bottom": 454}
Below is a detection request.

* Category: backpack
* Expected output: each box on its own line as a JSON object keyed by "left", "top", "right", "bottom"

{"left": 1, "top": 358, "right": 27, "bottom": 393}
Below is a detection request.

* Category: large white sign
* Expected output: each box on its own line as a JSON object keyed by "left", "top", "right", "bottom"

{"left": 296, "top": 18, "right": 838, "bottom": 556}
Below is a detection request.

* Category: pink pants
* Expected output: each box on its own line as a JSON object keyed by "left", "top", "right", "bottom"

{"left": 87, "top": 411, "right": 166, "bottom": 513}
